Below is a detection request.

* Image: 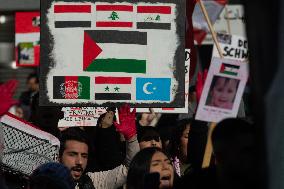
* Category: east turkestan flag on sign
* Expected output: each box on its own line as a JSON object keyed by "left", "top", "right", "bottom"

{"left": 136, "top": 78, "right": 171, "bottom": 101}
{"left": 83, "top": 30, "right": 147, "bottom": 73}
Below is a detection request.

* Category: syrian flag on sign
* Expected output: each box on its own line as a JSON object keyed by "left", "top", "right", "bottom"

{"left": 53, "top": 76, "right": 90, "bottom": 99}
{"left": 96, "top": 4, "right": 134, "bottom": 28}
{"left": 94, "top": 76, "right": 132, "bottom": 100}
{"left": 192, "top": 0, "right": 227, "bottom": 45}
{"left": 83, "top": 30, "right": 147, "bottom": 73}
{"left": 53, "top": 4, "right": 92, "bottom": 28}
{"left": 136, "top": 5, "right": 172, "bottom": 30}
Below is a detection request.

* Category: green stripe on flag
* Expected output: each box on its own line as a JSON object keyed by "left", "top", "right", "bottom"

{"left": 86, "top": 59, "right": 146, "bottom": 73}
{"left": 222, "top": 71, "right": 238, "bottom": 76}
{"left": 78, "top": 76, "right": 90, "bottom": 99}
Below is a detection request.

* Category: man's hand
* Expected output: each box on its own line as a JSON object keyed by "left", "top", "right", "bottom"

{"left": 114, "top": 104, "right": 136, "bottom": 141}
{"left": 139, "top": 108, "right": 157, "bottom": 126}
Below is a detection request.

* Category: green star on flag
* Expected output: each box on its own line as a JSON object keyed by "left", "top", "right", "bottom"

{"left": 104, "top": 86, "right": 110, "bottom": 91}
{"left": 114, "top": 86, "right": 120, "bottom": 92}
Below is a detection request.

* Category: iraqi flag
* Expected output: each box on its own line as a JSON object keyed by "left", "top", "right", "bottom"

{"left": 220, "top": 63, "right": 240, "bottom": 76}
{"left": 53, "top": 76, "right": 90, "bottom": 99}
{"left": 15, "top": 12, "right": 40, "bottom": 67}
{"left": 94, "top": 76, "right": 132, "bottom": 100}
{"left": 96, "top": 4, "right": 134, "bottom": 28}
{"left": 193, "top": 0, "right": 227, "bottom": 44}
{"left": 53, "top": 4, "right": 92, "bottom": 28}
{"left": 136, "top": 5, "right": 172, "bottom": 30}
{"left": 83, "top": 30, "right": 147, "bottom": 73}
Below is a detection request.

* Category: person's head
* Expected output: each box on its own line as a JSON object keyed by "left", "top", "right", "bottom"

{"left": 30, "top": 162, "right": 75, "bottom": 189}
{"left": 212, "top": 118, "right": 257, "bottom": 188}
{"left": 26, "top": 73, "right": 39, "bottom": 92}
{"left": 59, "top": 128, "right": 89, "bottom": 181}
{"left": 168, "top": 119, "right": 192, "bottom": 162}
{"left": 96, "top": 108, "right": 116, "bottom": 128}
{"left": 208, "top": 76, "right": 239, "bottom": 109}
{"left": 127, "top": 147, "right": 174, "bottom": 189}
{"left": 138, "top": 126, "right": 162, "bottom": 149}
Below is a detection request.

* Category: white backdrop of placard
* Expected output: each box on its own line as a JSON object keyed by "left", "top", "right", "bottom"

{"left": 195, "top": 57, "right": 248, "bottom": 123}
{"left": 213, "top": 33, "right": 248, "bottom": 61}
{"left": 136, "top": 49, "right": 190, "bottom": 113}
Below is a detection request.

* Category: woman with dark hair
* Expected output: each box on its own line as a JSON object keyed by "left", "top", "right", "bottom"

{"left": 127, "top": 147, "right": 175, "bottom": 189}
{"left": 168, "top": 119, "right": 192, "bottom": 176}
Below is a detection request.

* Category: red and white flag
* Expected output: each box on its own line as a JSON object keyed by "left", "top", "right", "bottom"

{"left": 193, "top": 0, "right": 227, "bottom": 45}
{"left": 15, "top": 12, "right": 40, "bottom": 67}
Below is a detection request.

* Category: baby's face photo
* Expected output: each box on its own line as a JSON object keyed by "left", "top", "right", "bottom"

{"left": 208, "top": 77, "right": 239, "bottom": 109}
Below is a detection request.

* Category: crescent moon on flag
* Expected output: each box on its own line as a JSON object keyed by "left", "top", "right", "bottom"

{"left": 143, "top": 82, "right": 153, "bottom": 94}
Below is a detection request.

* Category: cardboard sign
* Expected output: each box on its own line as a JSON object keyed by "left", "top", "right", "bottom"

{"left": 195, "top": 57, "right": 248, "bottom": 122}
{"left": 40, "top": 0, "right": 185, "bottom": 107}
{"left": 58, "top": 107, "right": 106, "bottom": 127}
{"left": 136, "top": 49, "right": 190, "bottom": 113}
{"left": 15, "top": 12, "right": 40, "bottom": 67}
{"left": 213, "top": 33, "right": 248, "bottom": 61}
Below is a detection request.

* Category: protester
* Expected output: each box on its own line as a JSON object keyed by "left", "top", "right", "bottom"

{"left": 168, "top": 119, "right": 192, "bottom": 176}
{"left": 29, "top": 162, "right": 75, "bottom": 189}
{"left": 211, "top": 118, "right": 258, "bottom": 189}
{"left": 59, "top": 104, "right": 139, "bottom": 189}
{"left": 137, "top": 126, "right": 162, "bottom": 149}
{"left": 127, "top": 147, "right": 176, "bottom": 189}
{"left": 87, "top": 107, "right": 125, "bottom": 172}
{"left": 206, "top": 76, "right": 239, "bottom": 110}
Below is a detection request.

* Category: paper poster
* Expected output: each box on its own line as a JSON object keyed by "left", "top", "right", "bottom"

{"left": 15, "top": 12, "right": 40, "bottom": 67}
{"left": 40, "top": 0, "right": 185, "bottom": 107}
{"left": 136, "top": 49, "right": 190, "bottom": 113}
{"left": 58, "top": 107, "right": 107, "bottom": 127}
{"left": 195, "top": 57, "right": 248, "bottom": 123}
{"left": 201, "top": 5, "right": 246, "bottom": 44}
{"left": 212, "top": 33, "right": 248, "bottom": 61}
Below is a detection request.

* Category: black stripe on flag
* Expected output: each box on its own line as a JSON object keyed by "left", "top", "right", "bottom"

{"left": 55, "top": 21, "right": 91, "bottom": 28}
{"left": 53, "top": 76, "right": 65, "bottom": 99}
{"left": 95, "top": 93, "right": 131, "bottom": 100}
{"left": 85, "top": 30, "right": 147, "bottom": 45}
{"left": 136, "top": 22, "right": 171, "bottom": 30}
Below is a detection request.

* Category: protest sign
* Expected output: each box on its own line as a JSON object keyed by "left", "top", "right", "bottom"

{"left": 201, "top": 5, "right": 246, "bottom": 44}
{"left": 195, "top": 57, "right": 248, "bottom": 123}
{"left": 58, "top": 106, "right": 119, "bottom": 127}
{"left": 40, "top": 0, "right": 185, "bottom": 107}
{"left": 136, "top": 49, "right": 190, "bottom": 113}
{"left": 212, "top": 33, "right": 248, "bottom": 61}
{"left": 15, "top": 12, "right": 40, "bottom": 67}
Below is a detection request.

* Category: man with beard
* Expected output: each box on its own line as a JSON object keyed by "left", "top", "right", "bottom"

{"left": 60, "top": 105, "right": 139, "bottom": 189}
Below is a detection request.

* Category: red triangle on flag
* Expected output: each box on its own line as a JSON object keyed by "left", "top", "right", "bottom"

{"left": 83, "top": 32, "right": 102, "bottom": 70}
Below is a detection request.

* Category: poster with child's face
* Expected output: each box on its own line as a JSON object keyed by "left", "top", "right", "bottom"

{"left": 195, "top": 57, "right": 248, "bottom": 123}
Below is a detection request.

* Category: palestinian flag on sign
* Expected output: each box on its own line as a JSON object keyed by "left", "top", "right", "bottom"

{"left": 136, "top": 5, "right": 172, "bottom": 30}
{"left": 53, "top": 76, "right": 90, "bottom": 99}
{"left": 83, "top": 30, "right": 147, "bottom": 73}
{"left": 53, "top": 4, "right": 92, "bottom": 28}
{"left": 94, "top": 76, "right": 132, "bottom": 100}
{"left": 220, "top": 63, "right": 239, "bottom": 76}
{"left": 96, "top": 4, "right": 134, "bottom": 27}
{"left": 192, "top": 0, "right": 227, "bottom": 44}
